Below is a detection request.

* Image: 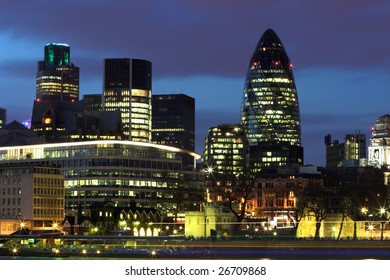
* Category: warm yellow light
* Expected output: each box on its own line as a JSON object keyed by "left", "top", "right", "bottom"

{"left": 44, "top": 118, "right": 52, "bottom": 124}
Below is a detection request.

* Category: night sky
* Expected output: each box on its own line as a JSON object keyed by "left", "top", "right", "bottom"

{"left": 1, "top": 0, "right": 390, "bottom": 167}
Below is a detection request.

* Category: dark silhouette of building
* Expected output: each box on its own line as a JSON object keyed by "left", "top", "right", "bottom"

{"left": 240, "top": 29, "right": 303, "bottom": 173}
{"left": 0, "top": 120, "right": 43, "bottom": 146}
{"left": 36, "top": 43, "right": 79, "bottom": 102}
{"left": 103, "top": 58, "right": 152, "bottom": 142}
{"left": 0, "top": 108, "right": 6, "bottom": 129}
{"left": 30, "top": 99, "right": 123, "bottom": 141}
{"left": 82, "top": 94, "right": 103, "bottom": 112}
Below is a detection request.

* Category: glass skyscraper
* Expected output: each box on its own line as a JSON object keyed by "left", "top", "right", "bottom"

{"left": 36, "top": 43, "right": 79, "bottom": 102}
{"left": 103, "top": 58, "right": 152, "bottom": 142}
{"left": 241, "top": 29, "right": 303, "bottom": 170}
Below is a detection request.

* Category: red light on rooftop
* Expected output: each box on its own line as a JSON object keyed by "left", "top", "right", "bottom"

{"left": 274, "top": 61, "right": 280, "bottom": 66}
{"left": 36, "top": 98, "right": 40, "bottom": 102}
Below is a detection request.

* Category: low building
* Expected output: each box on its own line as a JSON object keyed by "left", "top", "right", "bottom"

{"left": 0, "top": 165, "right": 64, "bottom": 235}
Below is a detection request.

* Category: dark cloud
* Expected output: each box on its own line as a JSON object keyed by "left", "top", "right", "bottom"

{"left": 3, "top": 0, "right": 390, "bottom": 80}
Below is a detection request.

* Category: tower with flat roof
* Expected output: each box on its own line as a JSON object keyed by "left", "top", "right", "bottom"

{"left": 36, "top": 43, "right": 79, "bottom": 102}
{"left": 103, "top": 58, "right": 152, "bottom": 142}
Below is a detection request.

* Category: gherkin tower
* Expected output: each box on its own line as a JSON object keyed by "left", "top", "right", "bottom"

{"left": 241, "top": 29, "right": 303, "bottom": 169}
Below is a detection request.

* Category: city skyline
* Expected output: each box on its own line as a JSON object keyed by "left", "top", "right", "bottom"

{"left": 2, "top": 1, "right": 390, "bottom": 166}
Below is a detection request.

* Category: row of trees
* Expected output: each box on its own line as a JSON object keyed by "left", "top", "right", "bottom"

{"left": 207, "top": 165, "right": 389, "bottom": 239}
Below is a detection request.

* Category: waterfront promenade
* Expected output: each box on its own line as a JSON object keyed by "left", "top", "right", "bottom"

{"left": 2, "top": 235, "right": 390, "bottom": 259}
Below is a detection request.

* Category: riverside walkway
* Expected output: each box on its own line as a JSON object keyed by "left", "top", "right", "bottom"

{"left": 1, "top": 235, "right": 390, "bottom": 259}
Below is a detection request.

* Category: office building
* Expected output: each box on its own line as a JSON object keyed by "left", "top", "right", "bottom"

{"left": 152, "top": 94, "right": 195, "bottom": 169}
{"left": 36, "top": 43, "right": 79, "bottom": 102}
{"left": 202, "top": 124, "right": 246, "bottom": 179}
{"left": 0, "top": 165, "right": 64, "bottom": 234}
{"left": 103, "top": 58, "right": 152, "bottom": 142}
{"left": 240, "top": 29, "right": 303, "bottom": 172}
{"left": 325, "top": 133, "right": 366, "bottom": 168}
{"left": 0, "top": 140, "right": 203, "bottom": 220}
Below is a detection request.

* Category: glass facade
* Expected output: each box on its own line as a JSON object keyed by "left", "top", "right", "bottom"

{"left": 152, "top": 94, "right": 195, "bottom": 170}
{"left": 103, "top": 59, "right": 152, "bottom": 143}
{"left": 0, "top": 140, "right": 202, "bottom": 217}
{"left": 240, "top": 29, "right": 301, "bottom": 147}
{"left": 202, "top": 124, "right": 246, "bottom": 179}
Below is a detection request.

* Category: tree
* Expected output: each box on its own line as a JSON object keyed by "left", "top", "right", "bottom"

{"left": 207, "top": 169, "right": 255, "bottom": 236}
{"left": 304, "top": 184, "right": 329, "bottom": 239}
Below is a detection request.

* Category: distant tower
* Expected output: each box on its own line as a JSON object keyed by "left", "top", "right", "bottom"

{"left": 240, "top": 29, "right": 303, "bottom": 172}
{"left": 0, "top": 108, "right": 6, "bottom": 128}
{"left": 36, "top": 43, "right": 79, "bottom": 102}
{"left": 103, "top": 58, "right": 152, "bottom": 142}
{"left": 325, "top": 132, "right": 366, "bottom": 168}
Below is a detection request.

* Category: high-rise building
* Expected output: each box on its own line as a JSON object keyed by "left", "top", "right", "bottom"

{"left": 368, "top": 114, "right": 390, "bottom": 168}
{"left": 0, "top": 108, "right": 6, "bottom": 128}
{"left": 325, "top": 133, "right": 366, "bottom": 168}
{"left": 36, "top": 43, "right": 79, "bottom": 102}
{"left": 103, "top": 58, "right": 152, "bottom": 142}
{"left": 202, "top": 124, "right": 246, "bottom": 179}
{"left": 152, "top": 94, "right": 195, "bottom": 150}
{"left": 240, "top": 29, "right": 303, "bottom": 172}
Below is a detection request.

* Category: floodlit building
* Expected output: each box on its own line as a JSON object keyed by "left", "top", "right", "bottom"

{"left": 240, "top": 29, "right": 303, "bottom": 172}
{"left": 103, "top": 58, "right": 152, "bottom": 142}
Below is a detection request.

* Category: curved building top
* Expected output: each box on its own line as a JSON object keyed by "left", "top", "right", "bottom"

{"left": 0, "top": 140, "right": 201, "bottom": 161}
{"left": 241, "top": 28, "right": 302, "bottom": 146}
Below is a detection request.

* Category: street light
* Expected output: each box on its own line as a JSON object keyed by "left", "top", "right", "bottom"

{"left": 331, "top": 226, "right": 337, "bottom": 239}
{"left": 368, "top": 224, "right": 375, "bottom": 239}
